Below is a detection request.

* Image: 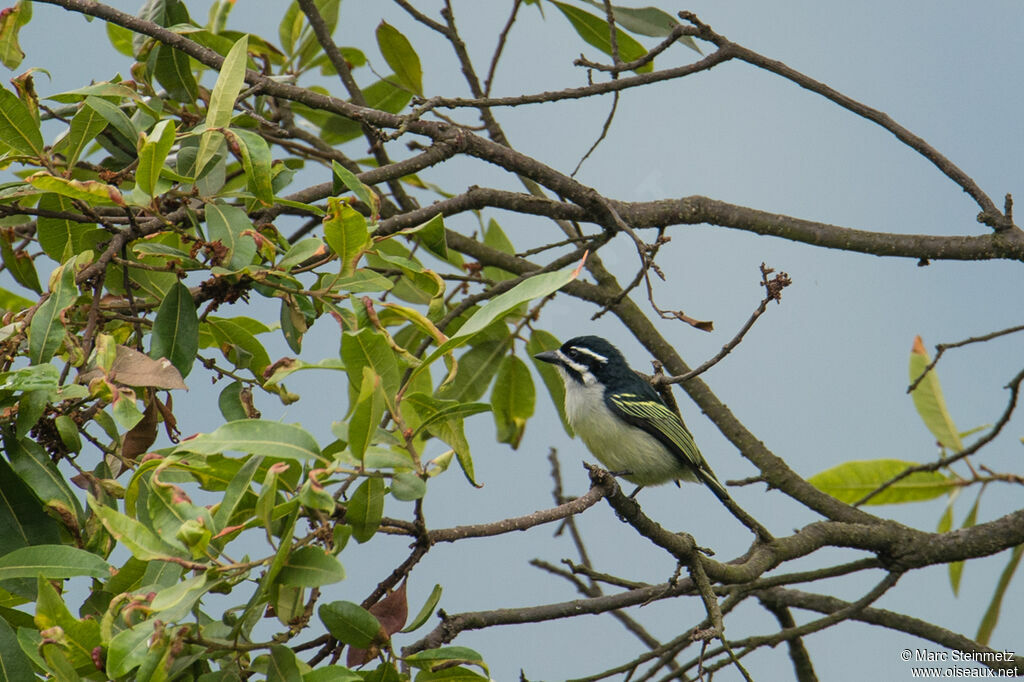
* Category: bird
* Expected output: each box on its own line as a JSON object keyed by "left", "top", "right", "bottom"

{"left": 535, "top": 335, "right": 772, "bottom": 540}
{"left": 533, "top": 335, "right": 727, "bottom": 497}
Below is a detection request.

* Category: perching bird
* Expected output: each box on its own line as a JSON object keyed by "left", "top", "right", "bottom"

{"left": 534, "top": 335, "right": 723, "bottom": 493}
{"left": 535, "top": 335, "right": 771, "bottom": 540}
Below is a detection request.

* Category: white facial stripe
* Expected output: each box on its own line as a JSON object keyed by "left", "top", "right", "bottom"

{"left": 553, "top": 350, "right": 597, "bottom": 385}
{"left": 570, "top": 345, "right": 608, "bottom": 364}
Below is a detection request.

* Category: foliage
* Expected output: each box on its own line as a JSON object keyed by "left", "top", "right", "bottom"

{"left": 0, "top": 1, "right": 1019, "bottom": 680}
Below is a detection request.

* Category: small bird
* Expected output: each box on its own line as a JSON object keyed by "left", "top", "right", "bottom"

{"left": 534, "top": 335, "right": 727, "bottom": 498}
{"left": 536, "top": 335, "right": 772, "bottom": 540}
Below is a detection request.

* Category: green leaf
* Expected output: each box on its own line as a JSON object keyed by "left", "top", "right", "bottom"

{"left": 392, "top": 212, "right": 448, "bottom": 261}
{"left": 150, "top": 281, "right": 200, "bottom": 379}
{"left": 0, "top": 1, "right": 31, "bottom": 71}
{"left": 175, "top": 419, "right": 324, "bottom": 462}
{"left": 390, "top": 472, "right": 426, "bottom": 502}
{"left": 37, "top": 193, "right": 102, "bottom": 263}
{"left": 0, "top": 286, "right": 32, "bottom": 312}
{"left": 909, "top": 336, "right": 963, "bottom": 451}
{"left": 807, "top": 459, "right": 956, "bottom": 505}
{"left": 26, "top": 260, "right": 76, "bottom": 366}
{"left": 318, "top": 600, "right": 382, "bottom": 648}
{"left": 56, "top": 99, "right": 109, "bottom": 167}
{"left": 404, "top": 647, "right": 487, "bottom": 675}
{"left": 402, "top": 583, "right": 442, "bottom": 633}
{"left": 218, "top": 380, "right": 248, "bottom": 421}
{"left": 405, "top": 394, "right": 490, "bottom": 439}
{"left": 402, "top": 393, "right": 485, "bottom": 487}
{"left": 347, "top": 477, "right": 384, "bottom": 543}
{"left": 149, "top": 572, "right": 211, "bottom": 621}
{"left": 267, "top": 645, "right": 303, "bottom": 682}
{"left": 197, "top": 35, "right": 248, "bottom": 170}
{"left": 276, "top": 546, "right": 346, "bottom": 587}
{"left": 106, "top": 20, "right": 135, "bottom": 57}
{"left": 491, "top": 354, "right": 535, "bottom": 449}
{"left": 527, "top": 329, "right": 573, "bottom": 436}
{"left": 28, "top": 172, "right": 124, "bottom": 206}
{"left": 577, "top": 0, "right": 701, "bottom": 53}
{"left": 303, "top": 665, "right": 361, "bottom": 682}
{"left": 87, "top": 494, "right": 188, "bottom": 561}
{"left": 341, "top": 328, "right": 402, "bottom": 401}
{"left": 482, "top": 219, "right": 516, "bottom": 282}
{"left": 206, "top": 202, "right": 258, "bottom": 271}
{"left": 415, "top": 667, "right": 489, "bottom": 681}
{"left": 278, "top": 237, "right": 325, "bottom": 271}
{"left": 3, "top": 430, "right": 82, "bottom": 520}
{"left": 331, "top": 161, "right": 379, "bottom": 219}
{"left": 976, "top": 545, "right": 1023, "bottom": 645}
{"left": 323, "top": 196, "right": 370, "bottom": 275}
{"left": 226, "top": 127, "right": 275, "bottom": 205}
{"left": 211, "top": 453, "right": 262, "bottom": 536}
{"left": 0, "top": 545, "right": 108, "bottom": 581}
{"left": 34, "top": 576, "right": 101, "bottom": 671}
{"left": 949, "top": 493, "right": 979, "bottom": 596}
{"left": 206, "top": 315, "right": 271, "bottom": 374}
{"left": 0, "top": 86, "right": 42, "bottom": 156}
{"left": 550, "top": 1, "right": 654, "bottom": 73}
{"left": 376, "top": 21, "right": 423, "bottom": 95}
{"left": 349, "top": 367, "right": 387, "bottom": 461}
{"left": 106, "top": 620, "right": 156, "bottom": 679}
{"left": 0, "top": 615, "right": 34, "bottom": 682}
{"left": 0, "top": 232, "right": 39, "bottom": 293}
{"left": 0, "top": 446, "right": 60, "bottom": 556}
{"left": 320, "top": 77, "right": 412, "bottom": 144}
{"left": 439, "top": 340, "right": 509, "bottom": 403}
{"left": 417, "top": 262, "right": 583, "bottom": 377}
{"left": 136, "top": 118, "right": 177, "bottom": 196}
{"left": 154, "top": 42, "right": 199, "bottom": 102}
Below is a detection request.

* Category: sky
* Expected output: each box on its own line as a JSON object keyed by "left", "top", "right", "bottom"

{"left": 12, "top": 1, "right": 1024, "bottom": 680}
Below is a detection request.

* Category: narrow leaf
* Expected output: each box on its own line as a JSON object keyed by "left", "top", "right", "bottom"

{"left": 0, "top": 545, "right": 108, "bottom": 581}
{"left": 807, "top": 459, "right": 956, "bottom": 505}
{"left": 27, "top": 260, "right": 77, "bottom": 364}
{"left": 0, "top": 86, "right": 42, "bottom": 156}
{"left": 347, "top": 477, "right": 384, "bottom": 543}
{"left": 323, "top": 196, "right": 370, "bottom": 275}
{"left": 376, "top": 21, "right": 423, "bottom": 95}
{"left": 491, "top": 354, "right": 535, "bottom": 449}
{"left": 909, "top": 336, "right": 963, "bottom": 451}
{"left": 976, "top": 545, "right": 1023, "bottom": 645}
{"left": 331, "top": 161, "right": 379, "bottom": 219}
{"left": 550, "top": 1, "right": 654, "bottom": 73}
{"left": 402, "top": 583, "right": 442, "bottom": 633}
{"left": 0, "top": 1, "right": 31, "bottom": 70}
{"left": 207, "top": 35, "right": 248, "bottom": 128}
{"left": 226, "top": 127, "right": 275, "bottom": 205}
{"left": 150, "top": 281, "right": 199, "bottom": 378}
{"left": 175, "top": 419, "right": 323, "bottom": 462}
{"left": 135, "top": 119, "right": 176, "bottom": 196}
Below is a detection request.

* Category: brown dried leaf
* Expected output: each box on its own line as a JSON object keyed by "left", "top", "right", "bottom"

{"left": 346, "top": 582, "right": 408, "bottom": 668}
{"left": 110, "top": 345, "right": 187, "bottom": 390}
{"left": 122, "top": 394, "right": 159, "bottom": 459}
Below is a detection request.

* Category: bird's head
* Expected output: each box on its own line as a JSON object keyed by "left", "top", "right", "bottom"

{"left": 534, "top": 335, "right": 633, "bottom": 387}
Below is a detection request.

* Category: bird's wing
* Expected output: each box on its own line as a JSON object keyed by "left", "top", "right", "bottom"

{"left": 606, "top": 391, "right": 717, "bottom": 479}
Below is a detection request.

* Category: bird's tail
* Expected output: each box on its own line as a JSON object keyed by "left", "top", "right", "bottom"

{"left": 696, "top": 469, "right": 773, "bottom": 542}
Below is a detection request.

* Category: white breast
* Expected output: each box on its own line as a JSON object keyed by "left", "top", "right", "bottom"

{"left": 560, "top": 370, "right": 692, "bottom": 486}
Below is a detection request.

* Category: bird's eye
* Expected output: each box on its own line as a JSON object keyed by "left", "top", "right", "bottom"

{"left": 566, "top": 348, "right": 579, "bottom": 359}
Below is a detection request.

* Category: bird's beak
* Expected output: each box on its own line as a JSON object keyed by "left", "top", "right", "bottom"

{"left": 534, "top": 350, "right": 561, "bottom": 365}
